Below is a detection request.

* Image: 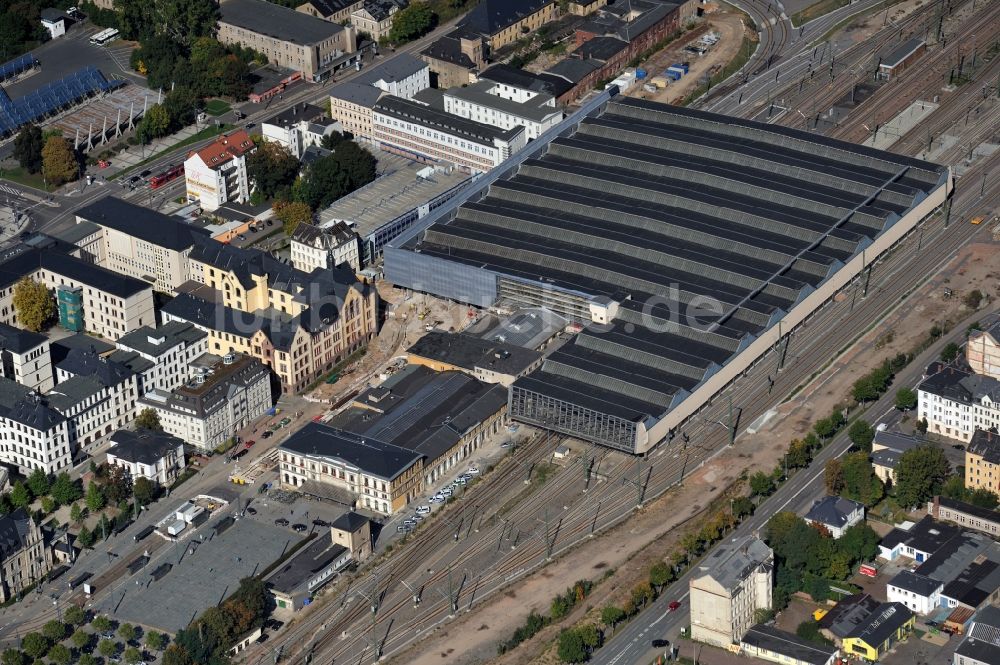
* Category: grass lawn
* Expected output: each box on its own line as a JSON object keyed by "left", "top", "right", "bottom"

{"left": 792, "top": 0, "right": 852, "bottom": 27}
{"left": 0, "top": 164, "right": 57, "bottom": 192}
{"left": 204, "top": 99, "right": 232, "bottom": 116}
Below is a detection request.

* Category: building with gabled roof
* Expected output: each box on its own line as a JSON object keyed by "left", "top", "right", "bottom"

{"left": 290, "top": 222, "right": 360, "bottom": 272}
{"left": 842, "top": 602, "right": 914, "bottom": 661}
{"left": 918, "top": 363, "right": 1000, "bottom": 443}
{"left": 184, "top": 130, "right": 256, "bottom": 211}
{"left": 0, "top": 509, "right": 52, "bottom": 602}
{"left": 967, "top": 429, "right": 1000, "bottom": 494}
{"left": 804, "top": 495, "right": 865, "bottom": 538}
{"left": 690, "top": 536, "right": 773, "bottom": 647}
{"left": 0, "top": 322, "right": 52, "bottom": 392}
{"left": 278, "top": 422, "right": 424, "bottom": 515}
{"left": 110, "top": 321, "right": 208, "bottom": 394}
{"left": 740, "top": 624, "right": 837, "bottom": 665}
{"left": 106, "top": 428, "right": 186, "bottom": 485}
{"left": 297, "top": 0, "right": 362, "bottom": 23}
{"left": 460, "top": 0, "right": 558, "bottom": 51}
{"left": 405, "top": 330, "right": 542, "bottom": 386}
{"left": 0, "top": 378, "right": 70, "bottom": 474}
{"left": 420, "top": 28, "right": 486, "bottom": 90}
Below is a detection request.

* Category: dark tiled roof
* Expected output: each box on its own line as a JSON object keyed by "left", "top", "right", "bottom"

{"left": 936, "top": 495, "right": 1000, "bottom": 524}
{"left": 331, "top": 510, "right": 368, "bottom": 533}
{"left": 955, "top": 606, "right": 1000, "bottom": 664}
{"left": 880, "top": 515, "right": 962, "bottom": 555}
{"left": 220, "top": 0, "right": 348, "bottom": 44}
{"left": 544, "top": 57, "right": 602, "bottom": 83}
{"left": 478, "top": 64, "right": 557, "bottom": 94}
{"left": 406, "top": 331, "right": 541, "bottom": 376}
{"left": 330, "top": 81, "right": 383, "bottom": 107}
{"left": 50, "top": 334, "right": 114, "bottom": 366}
{"left": 805, "top": 495, "right": 864, "bottom": 529}
{"left": 0, "top": 323, "right": 46, "bottom": 354}
{"left": 461, "top": 0, "right": 555, "bottom": 37}
{"left": 108, "top": 429, "right": 184, "bottom": 465}
{"left": 56, "top": 348, "right": 134, "bottom": 387}
{"left": 356, "top": 53, "right": 426, "bottom": 86}
{"left": 299, "top": 0, "right": 357, "bottom": 18}
{"left": 846, "top": 602, "right": 913, "bottom": 648}
{"left": 887, "top": 570, "right": 941, "bottom": 596}
{"left": 115, "top": 321, "right": 206, "bottom": 358}
{"left": 741, "top": 625, "right": 837, "bottom": 665}
{"left": 264, "top": 537, "right": 347, "bottom": 593}
{"left": 0, "top": 509, "right": 33, "bottom": 559}
{"left": 374, "top": 95, "right": 524, "bottom": 145}
{"left": 578, "top": 36, "right": 626, "bottom": 62}
{"left": 74, "top": 197, "right": 210, "bottom": 251}
{"left": 970, "top": 429, "right": 1000, "bottom": 464}
{"left": 279, "top": 422, "right": 423, "bottom": 481}
{"left": 818, "top": 593, "right": 880, "bottom": 638}
{"left": 421, "top": 29, "right": 479, "bottom": 69}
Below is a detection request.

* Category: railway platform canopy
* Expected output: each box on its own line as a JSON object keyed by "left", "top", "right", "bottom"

{"left": 384, "top": 91, "right": 952, "bottom": 454}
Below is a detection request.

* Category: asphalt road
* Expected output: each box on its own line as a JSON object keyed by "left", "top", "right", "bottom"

{"left": 591, "top": 303, "right": 998, "bottom": 665}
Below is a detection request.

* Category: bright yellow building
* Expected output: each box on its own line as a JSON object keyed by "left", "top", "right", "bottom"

{"left": 841, "top": 602, "right": 914, "bottom": 662}
{"left": 966, "top": 429, "right": 1000, "bottom": 494}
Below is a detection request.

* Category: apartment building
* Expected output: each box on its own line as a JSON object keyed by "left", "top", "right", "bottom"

{"left": 966, "top": 429, "right": 1000, "bottom": 494}
{"left": 460, "top": 0, "right": 558, "bottom": 51}
{"left": 106, "top": 429, "right": 186, "bottom": 485}
{"left": 0, "top": 323, "right": 53, "bottom": 393}
{"left": 0, "top": 509, "right": 52, "bottom": 603}
{"left": 0, "top": 380, "right": 71, "bottom": 474}
{"left": 918, "top": 363, "right": 1000, "bottom": 443}
{"left": 176, "top": 238, "right": 378, "bottom": 394}
{"left": 373, "top": 95, "right": 526, "bottom": 174}
{"left": 219, "top": 0, "right": 357, "bottom": 81}
{"left": 297, "top": 0, "right": 362, "bottom": 23}
{"left": 109, "top": 321, "right": 208, "bottom": 394}
{"left": 328, "top": 54, "right": 430, "bottom": 143}
{"left": 73, "top": 197, "right": 210, "bottom": 292}
{"left": 351, "top": 0, "right": 407, "bottom": 42}
{"left": 420, "top": 28, "right": 486, "bottom": 89}
{"left": 690, "top": 536, "right": 774, "bottom": 647}
{"left": 138, "top": 353, "right": 271, "bottom": 451}
{"left": 967, "top": 322, "right": 1000, "bottom": 379}
{"left": 278, "top": 423, "right": 424, "bottom": 515}
{"left": 441, "top": 79, "right": 563, "bottom": 140}
{"left": 184, "top": 130, "right": 256, "bottom": 212}
{"left": 261, "top": 104, "right": 337, "bottom": 159}
{"left": 871, "top": 429, "right": 922, "bottom": 485}
{"left": 51, "top": 348, "right": 139, "bottom": 451}
{"left": 289, "top": 222, "right": 360, "bottom": 272}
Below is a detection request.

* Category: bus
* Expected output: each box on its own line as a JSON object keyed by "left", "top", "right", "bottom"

{"left": 89, "top": 28, "right": 120, "bottom": 46}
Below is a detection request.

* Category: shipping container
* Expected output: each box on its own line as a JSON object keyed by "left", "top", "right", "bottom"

{"left": 636, "top": 68, "right": 647, "bottom": 79}
{"left": 643, "top": 83, "right": 657, "bottom": 93}
{"left": 166, "top": 519, "right": 186, "bottom": 536}
{"left": 649, "top": 76, "right": 669, "bottom": 88}
{"left": 666, "top": 70, "right": 682, "bottom": 81}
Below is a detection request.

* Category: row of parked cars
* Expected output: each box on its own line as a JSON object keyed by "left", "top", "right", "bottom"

{"left": 397, "top": 465, "right": 480, "bottom": 533}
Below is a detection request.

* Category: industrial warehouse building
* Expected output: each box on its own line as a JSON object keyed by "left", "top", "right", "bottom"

{"left": 384, "top": 92, "right": 952, "bottom": 454}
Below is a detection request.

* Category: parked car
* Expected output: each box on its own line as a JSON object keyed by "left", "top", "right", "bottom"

{"left": 312, "top": 518, "right": 329, "bottom": 527}
{"left": 403, "top": 519, "right": 416, "bottom": 528}
{"left": 440, "top": 487, "right": 453, "bottom": 497}
{"left": 455, "top": 477, "right": 467, "bottom": 486}
{"left": 411, "top": 514, "right": 423, "bottom": 522}
{"left": 267, "top": 620, "right": 284, "bottom": 631}
{"left": 262, "top": 430, "right": 273, "bottom": 439}
{"left": 139, "top": 169, "right": 152, "bottom": 178}
{"left": 652, "top": 639, "right": 670, "bottom": 648}
{"left": 429, "top": 494, "right": 445, "bottom": 503}
{"left": 257, "top": 633, "right": 269, "bottom": 643}
{"left": 291, "top": 523, "right": 307, "bottom": 533}
{"left": 466, "top": 465, "right": 480, "bottom": 475}
{"left": 246, "top": 507, "right": 257, "bottom": 516}
{"left": 415, "top": 505, "right": 430, "bottom": 516}
{"left": 274, "top": 518, "right": 289, "bottom": 527}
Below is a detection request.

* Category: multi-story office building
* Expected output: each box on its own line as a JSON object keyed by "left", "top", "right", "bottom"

{"left": 278, "top": 423, "right": 424, "bottom": 515}
{"left": 0, "top": 380, "right": 71, "bottom": 474}
{"left": 73, "top": 197, "right": 210, "bottom": 292}
{"left": 52, "top": 348, "right": 139, "bottom": 452}
{"left": 0, "top": 509, "right": 52, "bottom": 603}
{"left": 138, "top": 353, "right": 271, "bottom": 451}
{"left": 373, "top": 95, "right": 526, "bottom": 173}
{"left": 184, "top": 130, "right": 256, "bottom": 212}
{"left": 328, "top": 54, "right": 430, "bottom": 143}
{"left": 109, "top": 321, "right": 208, "bottom": 394}
{"left": 690, "top": 536, "right": 774, "bottom": 647}
{"left": 289, "top": 222, "right": 360, "bottom": 272}
{"left": 218, "top": 0, "right": 356, "bottom": 81}
{"left": 106, "top": 429, "right": 187, "bottom": 485}
{"left": 441, "top": 79, "right": 563, "bottom": 140}
{"left": 0, "top": 324, "right": 53, "bottom": 393}
{"left": 918, "top": 363, "right": 1000, "bottom": 443}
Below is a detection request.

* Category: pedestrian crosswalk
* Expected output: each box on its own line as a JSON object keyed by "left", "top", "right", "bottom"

{"left": 0, "top": 184, "right": 22, "bottom": 197}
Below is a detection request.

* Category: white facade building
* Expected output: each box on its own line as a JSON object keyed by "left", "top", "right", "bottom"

{"left": 184, "top": 130, "right": 256, "bottom": 212}
{"left": 51, "top": 349, "right": 139, "bottom": 451}
{"left": 441, "top": 80, "right": 563, "bottom": 140}
{"left": 289, "top": 222, "right": 360, "bottom": 272}
{"left": 918, "top": 364, "right": 1000, "bottom": 443}
{"left": 138, "top": 353, "right": 272, "bottom": 451}
{"left": 373, "top": 95, "right": 526, "bottom": 174}
{"left": 886, "top": 571, "right": 943, "bottom": 615}
{"left": 0, "top": 324, "right": 53, "bottom": 393}
{"left": 0, "top": 381, "right": 72, "bottom": 475}
{"left": 110, "top": 322, "right": 208, "bottom": 395}
{"left": 804, "top": 495, "right": 865, "bottom": 539}
{"left": 106, "top": 429, "right": 186, "bottom": 485}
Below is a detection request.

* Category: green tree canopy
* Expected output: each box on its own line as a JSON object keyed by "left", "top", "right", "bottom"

{"left": 248, "top": 142, "right": 299, "bottom": 201}
{"left": 388, "top": 4, "right": 436, "bottom": 43}
{"left": 85, "top": 481, "right": 106, "bottom": 513}
{"left": 41, "top": 620, "right": 66, "bottom": 642}
{"left": 895, "top": 387, "right": 918, "bottom": 411}
{"left": 134, "top": 477, "right": 157, "bottom": 506}
{"left": 118, "top": 623, "right": 137, "bottom": 643}
{"left": 51, "top": 473, "right": 82, "bottom": 505}
{"left": 895, "top": 444, "right": 950, "bottom": 508}
{"left": 273, "top": 200, "right": 313, "bottom": 236}
{"left": 749, "top": 471, "right": 773, "bottom": 497}
{"left": 136, "top": 104, "right": 171, "bottom": 144}
{"left": 20, "top": 633, "right": 48, "bottom": 660}
{"left": 296, "top": 141, "right": 377, "bottom": 209}
{"left": 557, "top": 628, "right": 587, "bottom": 664}
{"left": 940, "top": 342, "right": 961, "bottom": 363}
{"left": 27, "top": 469, "right": 49, "bottom": 497}
{"left": 41, "top": 135, "right": 78, "bottom": 186}
{"left": 146, "top": 631, "right": 168, "bottom": 652}
{"left": 64, "top": 604, "right": 87, "bottom": 627}
{"left": 0, "top": 648, "right": 26, "bottom": 665}
{"left": 135, "top": 408, "right": 163, "bottom": 432}
{"left": 97, "top": 639, "right": 118, "bottom": 658}
{"left": 46, "top": 644, "right": 70, "bottom": 665}
{"left": 71, "top": 628, "right": 91, "bottom": 650}
{"left": 12, "top": 277, "right": 54, "bottom": 332}
{"left": 841, "top": 451, "right": 884, "bottom": 507}
{"left": 124, "top": 647, "right": 142, "bottom": 665}
{"left": 600, "top": 605, "right": 625, "bottom": 633}
{"left": 13, "top": 124, "right": 44, "bottom": 173}
{"left": 648, "top": 561, "right": 673, "bottom": 591}
{"left": 78, "top": 655, "right": 98, "bottom": 665}
{"left": 91, "top": 615, "right": 113, "bottom": 633}
{"left": 10, "top": 481, "right": 31, "bottom": 509}
{"left": 848, "top": 420, "right": 875, "bottom": 452}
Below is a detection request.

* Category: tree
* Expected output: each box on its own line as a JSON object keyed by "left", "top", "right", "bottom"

{"left": 69, "top": 502, "right": 85, "bottom": 526}
{"left": 749, "top": 471, "right": 773, "bottom": 497}
{"left": 76, "top": 525, "right": 95, "bottom": 549}
{"left": 12, "top": 277, "right": 54, "bottom": 332}
{"left": 136, "top": 104, "right": 171, "bottom": 144}
{"left": 648, "top": 561, "right": 673, "bottom": 592}
{"left": 916, "top": 417, "right": 929, "bottom": 434}
{"left": 895, "top": 444, "right": 950, "bottom": 508}
{"left": 135, "top": 408, "right": 163, "bottom": 432}
{"left": 9, "top": 481, "right": 31, "bottom": 509}
{"left": 0, "top": 649, "right": 25, "bottom": 665}
{"left": 159, "top": 0, "right": 220, "bottom": 45}
{"left": 557, "top": 628, "right": 587, "bottom": 664}
{"left": 20, "top": 633, "right": 48, "bottom": 660}
{"left": 320, "top": 131, "right": 351, "bottom": 150}
{"left": 27, "top": 469, "right": 49, "bottom": 497}
{"left": 51, "top": 473, "right": 82, "bottom": 505}
{"left": 85, "top": 481, "right": 105, "bottom": 513}
{"left": 578, "top": 624, "right": 601, "bottom": 651}
{"left": 162, "top": 644, "right": 194, "bottom": 665}
{"left": 813, "top": 417, "right": 836, "bottom": 440}
{"left": 965, "top": 289, "right": 984, "bottom": 309}
{"left": 46, "top": 645, "right": 70, "bottom": 665}
{"left": 134, "top": 477, "right": 157, "bottom": 506}
{"left": 145, "top": 631, "right": 168, "bottom": 653}
{"left": 98, "top": 639, "right": 118, "bottom": 658}
{"left": 103, "top": 465, "right": 134, "bottom": 504}
{"left": 78, "top": 655, "right": 98, "bottom": 665}
{"left": 895, "top": 387, "right": 918, "bottom": 411}
{"left": 124, "top": 647, "right": 142, "bottom": 665}
{"left": 296, "top": 142, "right": 377, "bottom": 209}
{"left": 600, "top": 606, "right": 625, "bottom": 635}
{"left": 118, "top": 623, "right": 137, "bottom": 644}
{"left": 40, "top": 496, "right": 56, "bottom": 514}
{"left": 248, "top": 142, "right": 299, "bottom": 201}
{"left": 92, "top": 616, "right": 113, "bottom": 633}
{"left": 940, "top": 342, "right": 961, "bottom": 363}
{"left": 388, "top": 4, "right": 436, "bottom": 43}
{"left": 273, "top": 200, "right": 313, "bottom": 236}
{"left": 838, "top": 523, "right": 880, "bottom": 563}
{"left": 785, "top": 438, "right": 810, "bottom": 469}
{"left": 942, "top": 473, "right": 967, "bottom": 501}
{"left": 841, "top": 451, "right": 884, "bottom": 507}
{"left": 848, "top": 420, "right": 875, "bottom": 452}
{"left": 754, "top": 608, "right": 776, "bottom": 624}
{"left": 13, "top": 124, "right": 44, "bottom": 173}
{"left": 41, "top": 135, "right": 78, "bottom": 186}
{"left": 732, "top": 496, "right": 755, "bottom": 519}
{"left": 71, "top": 628, "right": 90, "bottom": 649}
{"left": 42, "top": 620, "right": 66, "bottom": 643}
